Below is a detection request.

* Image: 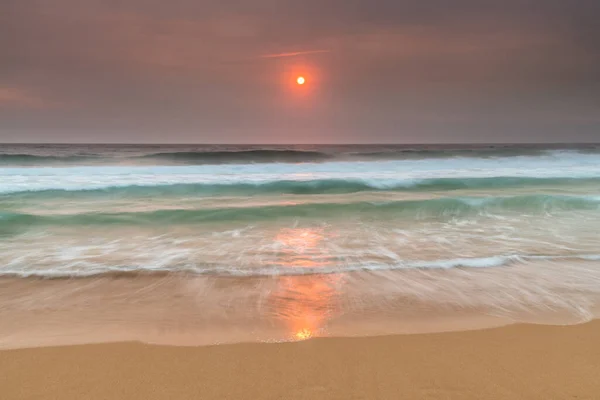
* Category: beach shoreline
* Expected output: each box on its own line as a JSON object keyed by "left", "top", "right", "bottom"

{"left": 3, "top": 273, "right": 593, "bottom": 351}
{"left": 2, "top": 321, "right": 600, "bottom": 399}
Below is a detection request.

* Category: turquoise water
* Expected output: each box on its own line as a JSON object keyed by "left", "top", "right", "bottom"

{"left": 1, "top": 144, "right": 600, "bottom": 277}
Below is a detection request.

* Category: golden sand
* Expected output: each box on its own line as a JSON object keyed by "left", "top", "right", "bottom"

{"left": 2, "top": 322, "right": 600, "bottom": 399}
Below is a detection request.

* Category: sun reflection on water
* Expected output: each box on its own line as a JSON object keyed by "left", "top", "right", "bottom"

{"left": 275, "top": 227, "right": 323, "bottom": 252}
{"left": 295, "top": 328, "right": 313, "bottom": 340}
{"left": 269, "top": 226, "right": 345, "bottom": 341}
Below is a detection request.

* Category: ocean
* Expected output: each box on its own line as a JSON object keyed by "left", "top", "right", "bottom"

{"left": 2, "top": 143, "right": 600, "bottom": 347}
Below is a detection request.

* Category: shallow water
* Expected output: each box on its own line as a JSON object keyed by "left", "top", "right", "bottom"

{"left": 1, "top": 143, "right": 600, "bottom": 348}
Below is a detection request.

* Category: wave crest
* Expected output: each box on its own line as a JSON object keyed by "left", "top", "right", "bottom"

{"left": 4, "top": 176, "right": 600, "bottom": 198}
{"left": 2, "top": 254, "right": 599, "bottom": 278}
{"left": 2, "top": 146, "right": 599, "bottom": 166}
{"left": 2, "top": 195, "right": 598, "bottom": 230}
{"left": 139, "top": 149, "right": 333, "bottom": 164}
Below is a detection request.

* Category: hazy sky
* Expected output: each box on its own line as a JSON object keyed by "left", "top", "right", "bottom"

{"left": 1, "top": 0, "right": 599, "bottom": 143}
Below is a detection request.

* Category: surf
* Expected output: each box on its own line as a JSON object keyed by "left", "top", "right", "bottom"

{"left": 2, "top": 176, "right": 600, "bottom": 200}
{"left": 2, "top": 194, "right": 599, "bottom": 230}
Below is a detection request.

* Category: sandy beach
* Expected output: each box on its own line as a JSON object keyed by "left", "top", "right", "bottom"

{"left": 2, "top": 321, "right": 600, "bottom": 400}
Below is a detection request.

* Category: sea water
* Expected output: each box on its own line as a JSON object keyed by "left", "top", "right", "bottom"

{"left": 1, "top": 143, "right": 600, "bottom": 347}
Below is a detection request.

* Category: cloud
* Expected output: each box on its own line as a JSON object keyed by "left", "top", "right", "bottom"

{"left": 259, "top": 50, "right": 331, "bottom": 59}
{"left": 0, "top": 87, "right": 56, "bottom": 109}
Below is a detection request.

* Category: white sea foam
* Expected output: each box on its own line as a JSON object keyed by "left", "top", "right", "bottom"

{"left": 2, "top": 254, "right": 599, "bottom": 278}
{"left": 1, "top": 152, "right": 600, "bottom": 193}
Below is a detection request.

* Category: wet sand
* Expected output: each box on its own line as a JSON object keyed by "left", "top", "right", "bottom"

{"left": 2, "top": 322, "right": 600, "bottom": 400}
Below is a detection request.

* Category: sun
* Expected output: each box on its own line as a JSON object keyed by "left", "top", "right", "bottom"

{"left": 296, "top": 76, "right": 305, "bottom": 85}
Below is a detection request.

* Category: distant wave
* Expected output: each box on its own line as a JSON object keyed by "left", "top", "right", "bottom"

{"left": 2, "top": 195, "right": 599, "bottom": 232}
{"left": 0, "top": 150, "right": 333, "bottom": 165}
{"left": 0, "top": 154, "right": 96, "bottom": 165}
{"left": 3, "top": 176, "right": 600, "bottom": 198}
{"left": 2, "top": 147, "right": 600, "bottom": 166}
{"left": 2, "top": 253, "right": 600, "bottom": 278}
{"left": 138, "top": 148, "right": 555, "bottom": 163}
{"left": 138, "top": 149, "right": 334, "bottom": 164}
{"left": 349, "top": 147, "right": 554, "bottom": 159}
